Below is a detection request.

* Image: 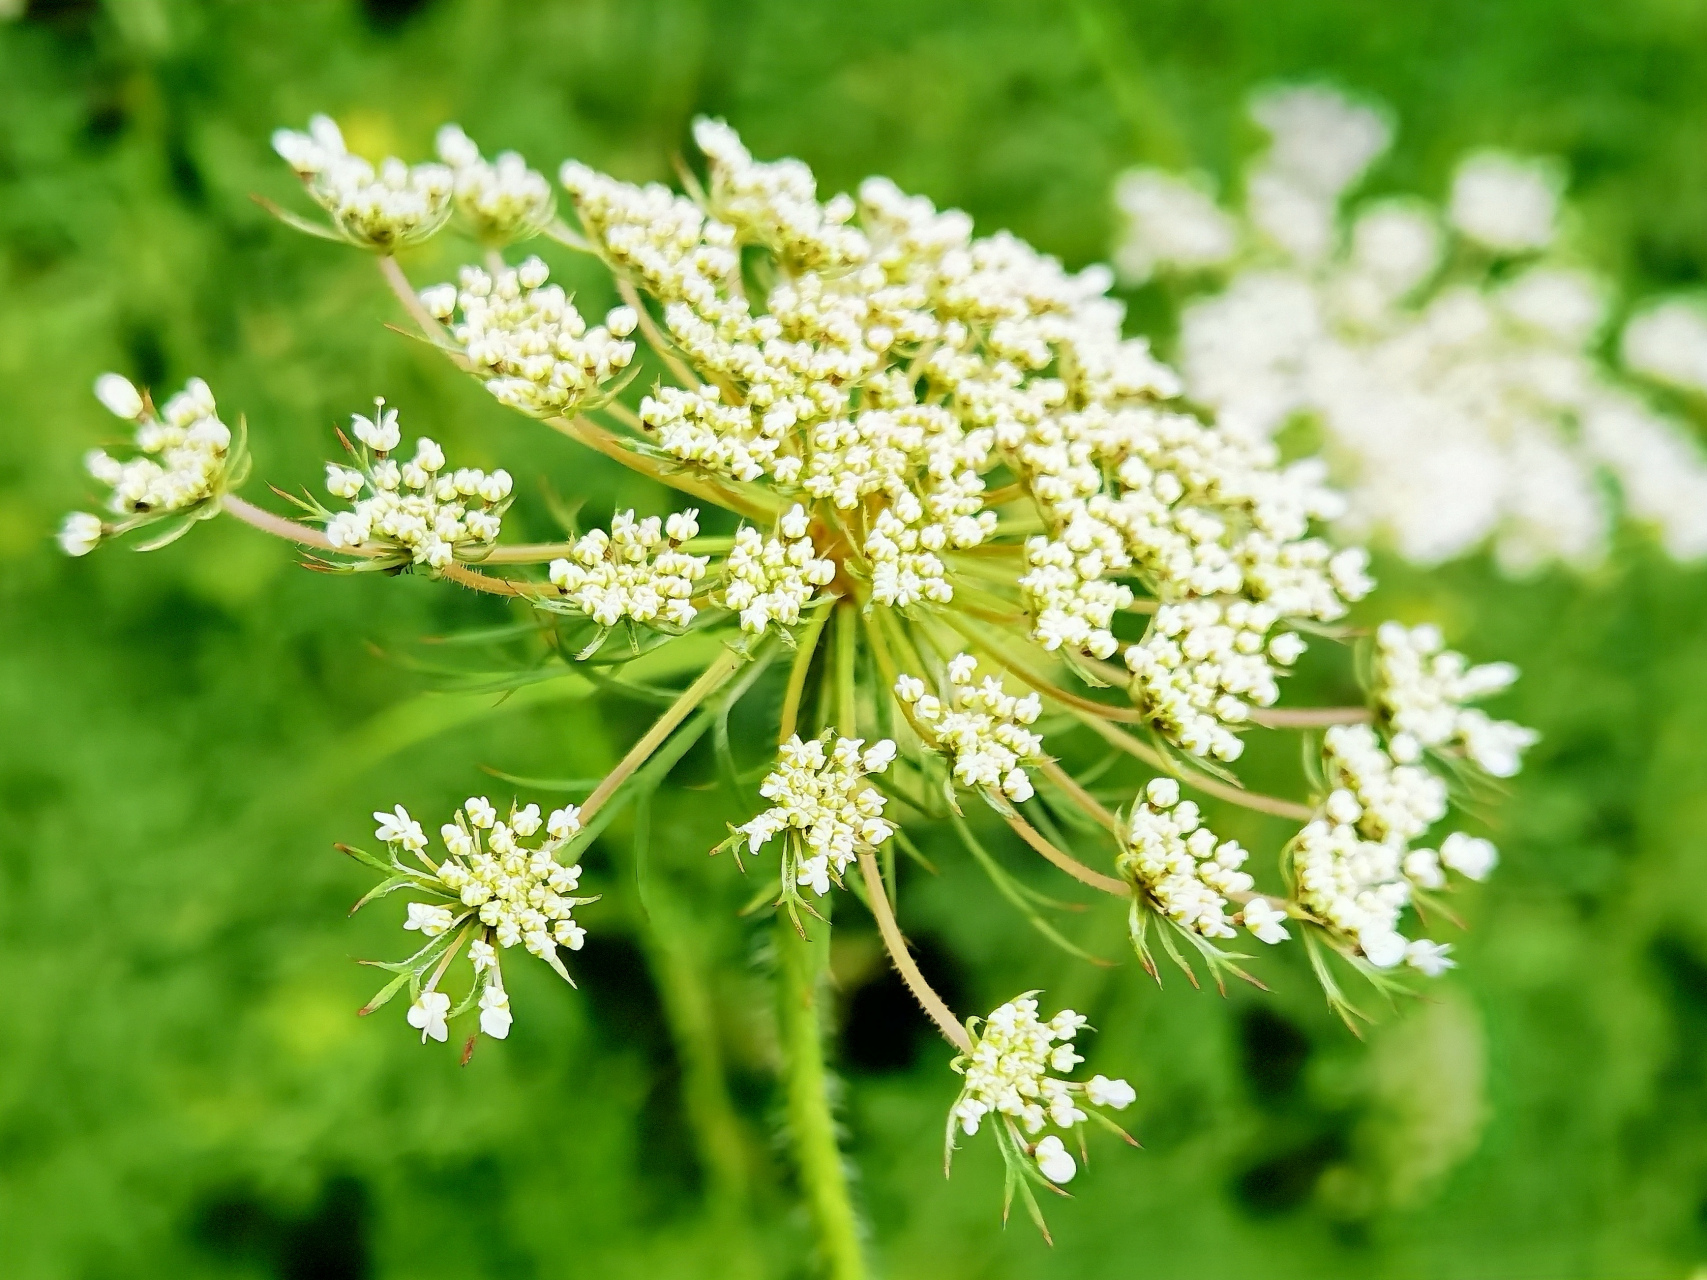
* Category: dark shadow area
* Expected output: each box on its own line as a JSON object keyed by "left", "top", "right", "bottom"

{"left": 574, "top": 932, "right": 704, "bottom": 1215}
{"left": 840, "top": 932, "right": 967, "bottom": 1074}
{"left": 1238, "top": 1005, "right": 1312, "bottom": 1109}
{"left": 1233, "top": 1133, "right": 1344, "bottom": 1217}
{"left": 359, "top": 0, "right": 437, "bottom": 33}
{"left": 193, "top": 1173, "right": 370, "bottom": 1280}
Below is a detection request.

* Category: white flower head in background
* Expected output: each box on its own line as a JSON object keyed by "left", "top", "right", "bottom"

{"left": 1622, "top": 299, "right": 1707, "bottom": 397}
{"left": 1114, "top": 84, "right": 1707, "bottom": 574}
{"left": 1448, "top": 151, "right": 1563, "bottom": 254}
{"left": 1112, "top": 170, "right": 1237, "bottom": 284}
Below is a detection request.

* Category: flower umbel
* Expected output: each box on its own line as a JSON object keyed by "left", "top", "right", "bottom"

{"left": 350, "top": 797, "right": 596, "bottom": 1046}
{"left": 947, "top": 995, "right": 1135, "bottom": 1233}
{"left": 58, "top": 115, "right": 1547, "bottom": 1248}
{"left": 314, "top": 402, "right": 513, "bottom": 569}
{"left": 63, "top": 373, "right": 247, "bottom": 555}
{"left": 730, "top": 733, "right": 896, "bottom": 923}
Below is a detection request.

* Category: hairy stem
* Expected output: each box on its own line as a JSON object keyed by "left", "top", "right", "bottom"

{"left": 221, "top": 495, "right": 530, "bottom": 598}
{"left": 775, "top": 910, "right": 868, "bottom": 1280}
{"left": 857, "top": 851, "right": 972, "bottom": 1052}
{"left": 1072, "top": 710, "right": 1315, "bottom": 822}
{"left": 376, "top": 254, "right": 449, "bottom": 339}
{"left": 580, "top": 649, "right": 743, "bottom": 826}
{"left": 1251, "top": 706, "right": 1374, "bottom": 728}
{"left": 636, "top": 876, "right": 756, "bottom": 1225}
{"left": 1002, "top": 810, "right": 1129, "bottom": 896}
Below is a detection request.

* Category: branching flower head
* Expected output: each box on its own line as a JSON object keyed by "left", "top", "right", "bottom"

{"left": 897, "top": 653, "right": 1044, "bottom": 802}
{"left": 59, "top": 111, "right": 1551, "bottom": 1243}
{"left": 308, "top": 401, "right": 512, "bottom": 569}
{"left": 1120, "top": 777, "right": 1276, "bottom": 950}
{"left": 947, "top": 994, "right": 1135, "bottom": 1230}
{"left": 547, "top": 508, "right": 708, "bottom": 630}
{"left": 422, "top": 258, "right": 639, "bottom": 417}
{"left": 730, "top": 733, "right": 896, "bottom": 919}
{"left": 435, "top": 124, "right": 556, "bottom": 245}
{"left": 1374, "top": 622, "right": 1538, "bottom": 777}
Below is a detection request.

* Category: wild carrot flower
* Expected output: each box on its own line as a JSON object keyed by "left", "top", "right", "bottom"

{"left": 60, "top": 115, "right": 1538, "bottom": 1239}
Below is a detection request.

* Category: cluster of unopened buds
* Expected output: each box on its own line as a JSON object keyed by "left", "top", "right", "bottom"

{"left": 60, "top": 374, "right": 247, "bottom": 556}
{"left": 547, "top": 508, "right": 707, "bottom": 629}
{"left": 57, "top": 112, "right": 1540, "bottom": 1242}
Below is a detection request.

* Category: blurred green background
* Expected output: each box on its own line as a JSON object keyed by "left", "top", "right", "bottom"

{"left": 6, "top": 0, "right": 1707, "bottom": 1276}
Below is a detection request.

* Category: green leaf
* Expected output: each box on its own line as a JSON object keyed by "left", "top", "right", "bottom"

{"left": 477, "top": 766, "right": 601, "bottom": 793}
{"left": 357, "top": 970, "right": 411, "bottom": 1017}
{"left": 335, "top": 842, "right": 392, "bottom": 873}
{"left": 349, "top": 872, "right": 438, "bottom": 916}
{"left": 251, "top": 193, "right": 348, "bottom": 243}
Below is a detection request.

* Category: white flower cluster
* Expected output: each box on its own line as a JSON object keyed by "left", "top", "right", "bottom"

{"left": 1291, "top": 818, "right": 1442, "bottom": 972}
{"left": 895, "top": 653, "right": 1044, "bottom": 802}
{"left": 420, "top": 258, "right": 638, "bottom": 418}
{"left": 1012, "top": 401, "right": 1365, "bottom": 660}
{"left": 434, "top": 124, "right": 555, "bottom": 244}
{"left": 721, "top": 505, "right": 837, "bottom": 634}
{"left": 949, "top": 996, "right": 1135, "bottom": 1185}
{"left": 64, "top": 374, "right": 233, "bottom": 554}
{"left": 1322, "top": 724, "right": 1447, "bottom": 846}
{"left": 1623, "top": 299, "right": 1707, "bottom": 397}
{"left": 323, "top": 404, "right": 510, "bottom": 568}
{"left": 557, "top": 122, "right": 1363, "bottom": 647}
{"left": 1373, "top": 622, "right": 1538, "bottom": 777}
{"left": 1447, "top": 152, "right": 1562, "bottom": 254}
{"left": 273, "top": 115, "right": 452, "bottom": 250}
{"left": 1123, "top": 600, "right": 1307, "bottom": 761}
{"left": 694, "top": 118, "right": 870, "bottom": 272}
{"left": 1120, "top": 778, "right": 1285, "bottom": 944}
{"left": 374, "top": 796, "right": 592, "bottom": 1042}
{"left": 738, "top": 734, "right": 896, "bottom": 897}
{"left": 1116, "top": 84, "right": 1707, "bottom": 571}
{"left": 1112, "top": 170, "right": 1237, "bottom": 285}
{"left": 547, "top": 509, "right": 707, "bottom": 628}
{"left": 1291, "top": 723, "right": 1494, "bottom": 975}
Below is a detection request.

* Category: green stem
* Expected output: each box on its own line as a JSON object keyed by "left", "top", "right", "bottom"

{"left": 578, "top": 649, "right": 742, "bottom": 828}
{"left": 776, "top": 909, "right": 867, "bottom": 1280}
{"left": 834, "top": 602, "right": 859, "bottom": 735}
